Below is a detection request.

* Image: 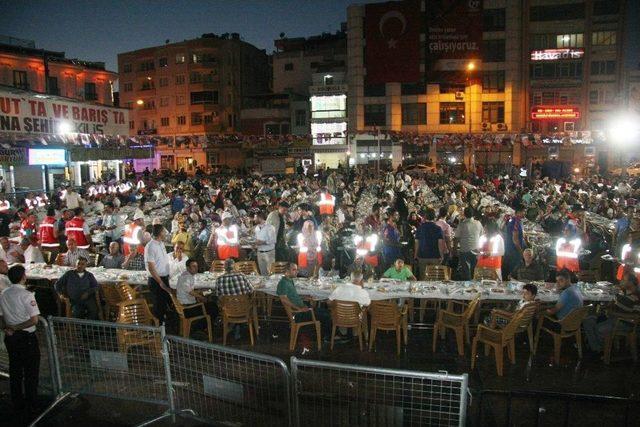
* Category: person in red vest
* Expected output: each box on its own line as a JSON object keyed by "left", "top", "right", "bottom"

{"left": 65, "top": 208, "right": 92, "bottom": 250}
{"left": 354, "top": 228, "right": 379, "bottom": 268}
{"left": 215, "top": 212, "right": 239, "bottom": 260}
{"left": 296, "top": 220, "right": 322, "bottom": 277}
{"left": 318, "top": 188, "right": 335, "bottom": 216}
{"left": 39, "top": 207, "right": 60, "bottom": 260}
{"left": 19, "top": 212, "right": 37, "bottom": 239}
{"left": 122, "top": 211, "right": 145, "bottom": 256}
{"left": 476, "top": 222, "right": 505, "bottom": 280}
{"left": 616, "top": 242, "right": 640, "bottom": 282}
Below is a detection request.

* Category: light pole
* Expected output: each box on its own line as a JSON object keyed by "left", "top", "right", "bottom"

{"left": 466, "top": 62, "right": 475, "bottom": 135}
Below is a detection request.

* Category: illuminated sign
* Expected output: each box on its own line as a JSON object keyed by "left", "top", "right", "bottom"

{"left": 28, "top": 148, "right": 66, "bottom": 165}
{"left": 530, "top": 49, "right": 584, "bottom": 61}
{"left": 531, "top": 106, "right": 580, "bottom": 120}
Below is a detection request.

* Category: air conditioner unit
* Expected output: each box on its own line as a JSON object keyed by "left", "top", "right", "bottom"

{"left": 481, "top": 122, "right": 491, "bottom": 131}
{"left": 564, "top": 122, "right": 575, "bottom": 131}
{"left": 496, "top": 123, "right": 508, "bottom": 131}
{"left": 454, "top": 91, "right": 464, "bottom": 100}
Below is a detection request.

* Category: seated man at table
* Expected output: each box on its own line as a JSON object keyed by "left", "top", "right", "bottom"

{"left": 176, "top": 258, "right": 218, "bottom": 318}
{"left": 16, "top": 237, "right": 45, "bottom": 264}
{"left": 510, "top": 249, "right": 546, "bottom": 282}
{"left": 277, "top": 262, "right": 331, "bottom": 343}
{"left": 0, "top": 260, "right": 10, "bottom": 291}
{"left": 100, "top": 242, "right": 124, "bottom": 269}
{"left": 383, "top": 259, "right": 417, "bottom": 281}
{"left": 123, "top": 243, "right": 146, "bottom": 271}
{"left": 583, "top": 270, "right": 640, "bottom": 354}
{"left": 329, "top": 271, "right": 371, "bottom": 308}
{"left": 54, "top": 257, "right": 99, "bottom": 319}
{"left": 214, "top": 259, "right": 254, "bottom": 296}
{"left": 347, "top": 255, "right": 375, "bottom": 281}
{"left": 61, "top": 238, "right": 90, "bottom": 267}
{"left": 0, "top": 236, "right": 22, "bottom": 264}
{"left": 543, "top": 268, "right": 584, "bottom": 331}
{"left": 167, "top": 241, "right": 188, "bottom": 279}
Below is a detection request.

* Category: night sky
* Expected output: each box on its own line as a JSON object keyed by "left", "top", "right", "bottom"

{"left": 0, "top": 0, "right": 378, "bottom": 72}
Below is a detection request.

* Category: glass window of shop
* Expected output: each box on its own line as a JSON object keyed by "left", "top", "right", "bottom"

{"left": 439, "top": 103, "right": 465, "bottom": 124}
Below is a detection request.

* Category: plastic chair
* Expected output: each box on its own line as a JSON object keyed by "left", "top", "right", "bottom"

{"left": 115, "top": 298, "right": 160, "bottom": 355}
{"left": 169, "top": 292, "right": 212, "bottom": 342}
{"left": 534, "top": 306, "right": 591, "bottom": 365}
{"left": 211, "top": 260, "right": 225, "bottom": 273}
{"left": 234, "top": 261, "right": 259, "bottom": 275}
{"left": 368, "top": 300, "right": 408, "bottom": 356}
{"left": 329, "top": 300, "right": 368, "bottom": 351}
{"left": 490, "top": 303, "right": 538, "bottom": 353}
{"left": 603, "top": 313, "right": 639, "bottom": 365}
{"left": 269, "top": 262, "right": 290, "bottom": 275}
{"left": 219, "top": 294, "right": 256, "bottom": 346}
{"left": 414, "top": 265, "right": 452, "bottom": 322}
{"left": 473, "top": 267, "right": 499, "bottom": 281}
{"left": 99, "top": 283, "right": 124, "bottom": 321}
{"left": 280, "top": 295, "right": 321, "bottom": 351}
{"left": 432, "top": 296, "right": 480, "bottom": 356}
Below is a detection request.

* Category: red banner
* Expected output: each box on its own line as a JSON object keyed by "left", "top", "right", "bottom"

{"left": 365, "top": 0, "right": 421, "bottom": 85}
{"left": 425, "top": 0, "right": 483, "bottom": 83}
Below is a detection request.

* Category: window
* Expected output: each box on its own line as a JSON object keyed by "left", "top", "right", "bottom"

{"left": 531, "top": 34, "right": 551, "bottom": 50}
{"left": 160, "top": 96, "right": 169, "bottom": 107}
{"left": 482, "top": 70, "right": 505, "bottom": 93}
{"left": 142, "top": 99, "right": 155, "bottom": 110}
{"left": 589, "top": 90, "right": 599, "bottom": 104}
{"left": 47, "top": 76, "right": 59, "bottom": 94}
{"left": 159, "top": 57, "right": 168, "bottom": 67}
{"left": 311, "top": 95, "right": 346, "bottom": 119}
{"left": 364, "top": 104, "right": 386, "bottom": 126}
{"left": 159, "top": 77, "right": 169, "bottom": 87}
{"left": 439, "top": 83, "right": 465, "bottom": 94}
{"left": 125, "top": 101, "right": 133, "bottom": 109}
{"left": 84, "top": 82, "right": 97, "bottom": 101}
{"left": 439, "top": 102, "right": 465, "bottom": 124}
{"left": 177, "top": 116, "right": 186, "bottom": 125}
{"left": 295, "top": 109, "right": 306, "bottom": 126}
{"left": 401, "top": 103, "right": 427, "bottom": 125}
{"left": 284, "top": 63, "right": 294, "bottom": 71}
{"left": 129, "top": 121, "right": 134, "bottom": 130}
{"left": 592, "top": 31, "right": 616, "bottom": 46}
{"left": 176, "top": 75, "right": 185, "bottom": 85}
{"left": 176, "top": 95, "right": 185, "bottom": 105}
{"left": 401, "top": 82, "right": 426, "bottom": 95}
{"left": 556, "top": 34, "right": 584, "bottom": 48}
{"left": 591, "top": 60, "right": 616, "bottom": 75}
{"left": 530, "top": 3, "right": 585, "bottom": 21}
{"left": 589, "top": 89, "right": 615, "bottom": 105}
{"left": 530, "top": 62, "right": 582, "bottom": 79}
{"left": 364, "top": 84, "right": 386, "bottom": 97}
{"left": 482, "top": 102, "right": 505, "bottom": 124}
{"left": 138, "top": 60, "right": 154, "bottom": 71}
{"left": 204, "top": 114, "right": 214, "bottom": 124}
{"left": 324, "top": 75, "right": 334, "bottom": 85}
{"left": 160, "top": 117, "right": 169, "bottom": 126}
{"left": 175, "top": 53, "right": 186, "bottom": 64}
{"left": 593, "top": 0, "right": 619, "bottom": 15}
{"left": 190, "top": 91, "right": 218, "bottom": 104}
{"left": 191, "top": 53, "right": 216, "bottom": 64}
{"left": 123, "top": 82, "right": 133, "bottom": 92}
{"left": 140, "top": 80, "right": 154, "bottom": 90}
{"left": 483, "top": 39, "right": 506, "bottom": 62}
{"left": 123, "top": 63, "right": 132, "bottom": 73}
{"left": 483, "top": 8, "right": 506, "bottom": 31}
{"left": 12, "top": 70, "right": 28, "bottom": 89}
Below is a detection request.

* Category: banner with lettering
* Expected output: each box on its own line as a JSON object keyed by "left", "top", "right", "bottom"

{"left": 0, "top": 88, "right": 129, "bottom": 136}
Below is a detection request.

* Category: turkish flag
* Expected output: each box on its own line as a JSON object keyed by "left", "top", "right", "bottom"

{"left": 365, "top": 0, "right": 421, "bottom": 85}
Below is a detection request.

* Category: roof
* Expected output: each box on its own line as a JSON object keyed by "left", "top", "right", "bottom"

{"left": 0, "top": 84, "right": 122, "bottom": 109}
{"left": 0, "top": 43, "right": 114, "bottom": 73}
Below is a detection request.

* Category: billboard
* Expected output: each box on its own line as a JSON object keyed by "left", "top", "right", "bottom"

{"left": 364, "top": 0, "right": 421, "bottom": 84}
{"left": 425, "top": 0, "right": 483, "bottom": 82}
{"left": 0, "top": 88, "right": 129, "bottom": 135}
{"left": 531, "top": 106, "right": 580, "bottom": 120}
{"left": 28, "top": 148, "right": 67, "bottom": 166}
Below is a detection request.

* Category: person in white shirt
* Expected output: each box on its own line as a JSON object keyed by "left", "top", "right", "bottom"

{"left": 254, "top": 212, "right": 276, "bottom": 275}
{"left": 0, "top": 260, "right": 11, "bottom": 291}
{"left": 175, "top": 258, "right": 218, "bottom": 318}
{"left": 167, "top": 241, "right": 188, "bottom": 283}
{"left": 0, "top": 237, "right": 23, "bottom": 264}
{"left": 329, "top": 271, "right": 371, "bottom": 308}
{"left": 64, "top": 187, "right": 82, "bottom": 210}
{"left": 19, "top": 238, "right": 45, "bottom": 264}
{"left": 144, "top": 224, "right": 171, "bottom": 323}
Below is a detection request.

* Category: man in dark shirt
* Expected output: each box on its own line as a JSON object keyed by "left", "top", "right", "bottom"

{"left": 414, "top": 208, "right": 444, "bottom": 280}
{"left": 510, "top": 249, "right": 546, "bottom": 281}
{"left": 54, "top": 257, "right": 99, "bottom": 319}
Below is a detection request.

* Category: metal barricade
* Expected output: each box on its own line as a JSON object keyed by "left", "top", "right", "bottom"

{"left": 291, "top": 357, "right": 468, "bottom": 427}
{"left": 0, "top": 317, "right": 57, "bottom": 396}
{"left": 166, "top": 335, "right": 292, "bottom": 426}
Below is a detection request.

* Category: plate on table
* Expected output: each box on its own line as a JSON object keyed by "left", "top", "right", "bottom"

{"left": 490, "top": 288, "right": 505, "bottom": 293}
{"left": 465, "top": 289, "right": 478, "bottom": 293}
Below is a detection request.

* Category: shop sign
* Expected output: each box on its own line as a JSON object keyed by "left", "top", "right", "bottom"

{"left": 0, "top": 147, "right": 27, "bottom": 165}
{"left": 531, "top": 106, "right": 580, "bottom": 120}
{"left": 530, "top": 49, "right": 584, "bottom": 61}
{"left": 309, "top": 85, "right": 348, "bottom": 96}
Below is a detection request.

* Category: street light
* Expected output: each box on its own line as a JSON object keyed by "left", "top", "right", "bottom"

{"left": 466, "top": 62, "right": 476, "bottom": 134}
{"left": 136, "top": 99, "right": 144, "bottom": 106}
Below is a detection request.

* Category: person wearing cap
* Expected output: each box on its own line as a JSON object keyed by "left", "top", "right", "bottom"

{"left": 0, "top": 265, "right": 41, "bottom": 414}
{"left": 215, "top": 212, "right": 239, "bottom": 260}
{"left": 267, "top": 201, "right": 289, "bottom": 262}
{"left": 122, "top": 211, "right": 145, "bottom": 256}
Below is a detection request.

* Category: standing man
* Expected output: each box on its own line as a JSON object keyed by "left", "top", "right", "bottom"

{"left": 267, "top": 201, "right": 289, "bottom": 262}
{"left": 504, "top": 204, "right": 526, "bottom": 279}
{"left": 65, "top": 207, "right": 92, "bottom": 251}
{"left": 455, "top": 207, "right": 483, "bottom": 280}
{"left": 144, "top": 224, "right": 172, "bottom": 323}
{"left": 254, "top": 211, "right": 276, "bottom": 275}
{"left": 0, "top": 265, "right": 40, "bottom": 414}
{"left": 414, "top": 207, "right": 445, "bottom": 280}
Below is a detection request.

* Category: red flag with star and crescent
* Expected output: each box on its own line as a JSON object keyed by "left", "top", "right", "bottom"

{"left": 365, "top": 0, "right": 421, "bottom": 85}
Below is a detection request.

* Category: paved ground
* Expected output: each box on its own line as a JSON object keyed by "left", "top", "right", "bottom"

{"left": 2, "top": 308, "right": 639, "bottom": 426}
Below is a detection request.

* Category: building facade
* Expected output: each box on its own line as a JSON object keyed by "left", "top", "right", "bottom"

{"left": 347, "top": 0, "right": 631, "bottom": 136}
{"left": 118, "top": 33, "right": 270, "bottom": 171}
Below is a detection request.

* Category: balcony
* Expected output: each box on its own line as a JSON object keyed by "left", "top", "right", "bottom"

{"left": 85, "top": 93, "right": 98, "bottom": 101}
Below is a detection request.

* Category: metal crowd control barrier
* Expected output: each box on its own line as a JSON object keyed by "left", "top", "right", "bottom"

{"left": 31, "top": 316, "right": 172, "bottom": 426}
{"left": 290, "top": 357, "right": 468, "bottom": 427}
{"left": 0, "top": 317, "right": 57, "bottom": 397}
{"left": 165, "top": 335, "right": 292, "bottom": 426}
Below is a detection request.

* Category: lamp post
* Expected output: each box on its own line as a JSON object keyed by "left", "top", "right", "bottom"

{"left": 466, "top": 62, "right": 475, "bottom": 134}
